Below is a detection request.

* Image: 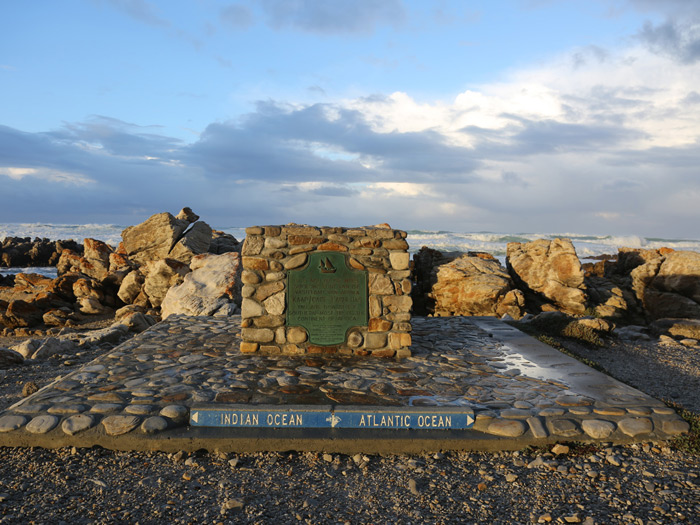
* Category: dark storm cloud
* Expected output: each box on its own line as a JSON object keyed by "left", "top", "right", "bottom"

{"left": 637, "top": 18, "right": 700, "bottom": 64}
{"left": 186, "top": 101, "right": 481, "bottom": 182}
{"left": 256, "top": 0, "right": 406, "bottom": 34}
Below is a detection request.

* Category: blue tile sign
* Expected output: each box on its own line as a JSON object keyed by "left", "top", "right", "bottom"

{"left": 190, "top": 405, "right": 474, "bottom": 430}
{"left": 190, "top": 405, "right": 333, "bottom": 428}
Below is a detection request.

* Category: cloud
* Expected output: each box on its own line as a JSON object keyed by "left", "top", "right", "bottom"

{"left": 105, "top": 0, "right": 170, "bottom": 27}
{"left": 186, "top": 101, "right": 481, "bottom": 183}
{"left": 637, "top": 18, "right": 700, "bottom": 63}
{"left": 3, "top": 29, "right": 700, "bottom": 235}
{"left": 220, "top": 4, "right": 254, "bottom": 30}
{"left": 256, "top": 0, "right": 406, "bottom": 34}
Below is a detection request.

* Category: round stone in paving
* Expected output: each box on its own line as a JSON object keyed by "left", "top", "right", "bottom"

{"left": 82, "top": 364, "right": 106, "bottom": 373}
{"left": 582, "top": 419, "right": 616, "bottom": 439}
{"left": 567, "top": 406, "right": 591, "bottom": 415}
{"left": 499, "top": 409, "right": 532, "bottom": 419}
{"left": 593, "top": 407, "right": 627, "bottom": 416}
{"left": 102, "top": 415, "right": 141, "bottom": 436}
{"left": 14, "top": 404, "right": 50, "bottom": 414}
{"left": 486, "top": 419, "right": 526, "bottom": 437}
{"left": 627, "top": 407, "right": 653, "bottom": 416}
{"left": 618, "top": 417, "right": 653, "bottom": 437}
{"left": 0, "top": 415, "right": 28, "bottom": 432}
{"left": 538, "top": 408, "right": 566, "bottom": 417}
{"left": 62, "top": 414, "right": 95, "bottom": 435}
{"left": 125, "top": 404, "right": 157, "bottom": 416}
{"left": 90, "top": 403, "right": 123, "bottom": 414}
{"left": 48, "top": 404, "right": 88, "bottom": 415}
{"left": 141, "top": 416, "right": 168, "bottom": 434}
{"left": 555, "top": 395, "right": 593, "bottom": 407}
{"left": 652, "top": 406, "right": 676, "bottom": 415}
{"left": 661, "top": 419, "right": 690, "bottom": 435}
{"left": 160, "top": 405, "right": 188, "bottom": 422}
{"left": 547, "top": 419, "right": 581, "bottom": 437}
{"left": 26, "top": 415, "right": 60, "bottom": 434}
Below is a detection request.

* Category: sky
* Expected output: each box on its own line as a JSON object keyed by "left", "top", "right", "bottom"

{"left": 1, "top": 0, "right": 700, "bottom": 237}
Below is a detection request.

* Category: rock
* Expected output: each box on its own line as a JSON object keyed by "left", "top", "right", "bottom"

{"left": 614, "top": 325, "right": 650, "bottom": 342}
{"left": 141, "top": 416, "right": 168, "bottom": 433}
{"left": 582, "top": 419, "right": 616, "bottom": 439}
{"left": 160, "top": 405, "right": 189, "bottom": 422}
{"left": 486, "top": 419, "right": 526, "bottom": 437}
{"left": 651, "top": 318, "right": 700, "bottom": 339}
{"left": 102, "top": 415, "right": 141, "bottom": 436}
{"left": 82, "top": 238, "right": 113, "bottom": 279}
{"left": 62, "top": 414, "right": 95, "bottom": 435}
{"left": 618, "top": 417, "right": 653, "bottom": 437}
{"left": 78, "top": 296, "right": 108, "bottom": 315}
{"left": 1, "top": 237, "right": 81, "bottom": 268}
{"left": 507, "top": 238, "right": 587, "bottom": 314}
{"left": 25, "top": 414, "right": 59, "bottom": 434}
{"left": 551, "top": 444, "right": 570, "bottom": 455}
{"left": 175, "top": 206, "right": 199, "bottom": 223}
{"left": 30, "top": 337, "right": 75, "bottom": 360}
{"left": 121, "top": 311, "right": 152, "bottom": 332}
{"left": 161, "top": 252, "right": 241, "bottom": 319}
{"left": 142, "top": 258, "right": 190, "bottom": 308}
{"left": 0, "top": 415, "right": 28, "bottom": 432}
{"left": 43, "top": 307, "right": 78, "bottom": 327}
{"left": 73, "top": 323, "right": 128, "bottom": 347}
{"left": 121, "top": 212, "right": 190, "bottom": 266}
{"left": 73, "top": 277, "right": 104, "bottom": 301}
{"left": 117, "top": 270, "right": 145, "bottom": 305}
{"left": 11, "top": 339, "right": 40, "bottom": 359}
{"left": 22, "top": 381, "right": 39, "bottom": 397}
{"left": 209, "top": 230, "right": 241, "bottom": 254}
{"left": 4, "top": 298, "right": 46, "bottom": 327}
{"left": 0, "top": 347, "right": 24, "bottom": 367}
{"left": 644, "top": 251, "right": 700, "bottom": 319}
{"left": 169, "top": 221, "right": 212, "bottom": 264}
{"left": 428, "top": 255, "right": 524, "bottom": 318}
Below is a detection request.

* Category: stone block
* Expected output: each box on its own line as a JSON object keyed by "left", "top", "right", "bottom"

{"left": 389, "top": 252, "right": 410, "bottom": 270}
{"left": 241, "top": 328, "right": 274, "bottom": 343}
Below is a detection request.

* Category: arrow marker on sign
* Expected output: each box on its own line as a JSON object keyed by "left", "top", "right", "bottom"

{"left": 191, "top": 411, "right": 199, "bottom": 423}
{"left": 466, "top": 414, "right": 474, "bottom": 426}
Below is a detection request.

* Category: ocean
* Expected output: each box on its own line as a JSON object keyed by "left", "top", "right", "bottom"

{"left": 2, "top": 223, "right": 700, "bottom": 276}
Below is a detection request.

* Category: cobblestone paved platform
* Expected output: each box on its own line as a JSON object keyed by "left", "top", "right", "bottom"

{"left": 0, "top": 315, "right": 689, "bottom": 453}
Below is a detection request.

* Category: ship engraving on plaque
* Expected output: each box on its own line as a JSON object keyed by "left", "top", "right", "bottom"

{"left": 287, "top": 251, "right": 368, "bottom": 345}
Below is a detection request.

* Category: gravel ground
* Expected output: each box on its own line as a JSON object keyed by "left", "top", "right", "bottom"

{"left": 1, "top": 330, "right": 699, "bottom": 524}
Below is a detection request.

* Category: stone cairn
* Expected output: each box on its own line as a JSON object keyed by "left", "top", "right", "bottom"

{"left": 240, "top": 224, "right": 412, "bottom": 357}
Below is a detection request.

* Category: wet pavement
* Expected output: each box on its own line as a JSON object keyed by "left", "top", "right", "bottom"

{"left": 0, "top": 315, "right": 690, "bottom": 453}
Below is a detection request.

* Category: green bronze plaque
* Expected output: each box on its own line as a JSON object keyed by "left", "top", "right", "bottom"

{"left": 287, "top": 252, "right": 368, "bottom": 345}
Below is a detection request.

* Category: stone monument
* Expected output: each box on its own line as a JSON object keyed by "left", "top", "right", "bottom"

{"left": 240, "top": 224, "right": 412, "bottom": 357}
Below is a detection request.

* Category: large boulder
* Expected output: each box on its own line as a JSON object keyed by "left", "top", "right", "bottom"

{"left": 209, "top": 230, "right": 242, "bottom": 254}
{"left": 506, "top": 238, "right": 587, "bottom": 315}
{"left": 169, "top": 221, "right": 212, "bottom": 264}
{"left": 161, "top": 252, "right": 241, "bottom": 318}
{"left": 429, "top": 255, "right": 524, "bottom": 318}
{"left": 121, "top": 208, "right": 208, "bottom": 266}
{"left": 142, "top": 258, "right": 190, "bottom": 308}
{"left": 117, "top": 270, "right": 145, "bottom": 305}
{"left": 56, "top": 238, "right": 114, "bottom": 281}
{"left": 641, "top": 251, "right": 700, "bottom": 319}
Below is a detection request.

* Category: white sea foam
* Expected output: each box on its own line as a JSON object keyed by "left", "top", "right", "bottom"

{"left": 2, "top": 223, "right": 699, "bottom": 263}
